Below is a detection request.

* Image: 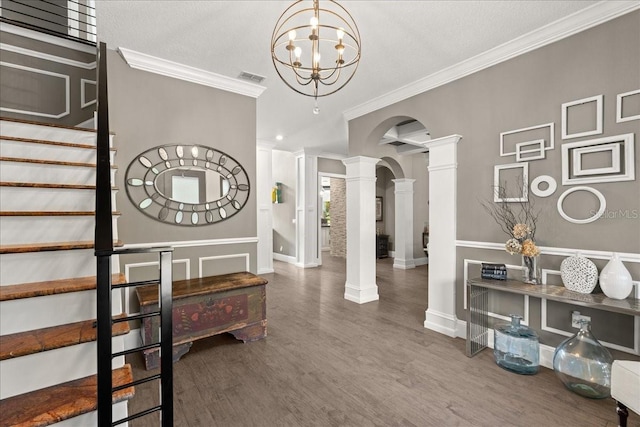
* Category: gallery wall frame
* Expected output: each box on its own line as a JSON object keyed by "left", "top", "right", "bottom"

{"left": 515, "top": 139, "right": 545, "bottom": 162}
{"left": 616, "top": 89, "right": 640, "bottom": 123}
{"left": 556, "top": 186, "right": 606, "bottom": 225}
{"left": 561, "top": 94, "right": 603, "bottom": 139}
{"left": 500, "top": 122, "right": 554, "bottom": 157}
{"left": 493, "top": 162, "right": 528, "bottom": 202}
{"left": 561, "top": 133, "right": 635, "bottom": 185}
{"left": 376, "top": 196, "right": 383, "bottom": 221}
{"left": 530, "top": 175, "right": 557, "bottom": 198}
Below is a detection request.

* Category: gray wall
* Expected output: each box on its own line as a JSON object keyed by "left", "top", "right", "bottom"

{"left": 107, "top": 49, "right": 258, "bottom": 312}
{"left": 347, "top": 12, "right": 640, "bottom": 356}
{"left": 318, "top": 157, "right": 346, "bottom": 175}
{"left": 0, "top": 26, "right": 96, "bottom": 127}
{"left": 272, "top": 149, "right": 296, "bottom": 257}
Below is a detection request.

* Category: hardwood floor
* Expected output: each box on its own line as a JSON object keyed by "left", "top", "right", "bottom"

{"left": 126, "top": 255, "right": 634, "bottom": 426}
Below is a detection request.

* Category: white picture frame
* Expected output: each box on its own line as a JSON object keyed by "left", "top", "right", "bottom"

{"left": 616, "top": 89, "right": 640, "bottom": 123}
{"left": 561, "top": 94, "right": 603, "bottom": 139}
{"left": 493, "top": 163, "right": 528, "bottom": 202}
{"left": 500, "top": 123, "right": 554, "bottom": 157}
{"left": 515, "top": 139, "right": 545, "bottom": 162}
{"left": 530, "top": 175, "right": 557, "bottom": 198}
{"left": 556, "top": 186, "right": 606, "bottom": 225}
{"left": 561, "top": 133, "right": 635, "bottom": 185}
{"left": 572, "top": 143, "right": 621, "bottom": 177}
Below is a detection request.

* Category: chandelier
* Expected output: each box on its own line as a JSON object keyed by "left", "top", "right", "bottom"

{"left": 271, "top": 0, "right": 361, "bottom": 108}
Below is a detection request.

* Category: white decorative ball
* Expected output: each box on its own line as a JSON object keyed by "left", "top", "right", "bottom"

{"left": 560, "top": 255, "right": 598, "bottom": 294}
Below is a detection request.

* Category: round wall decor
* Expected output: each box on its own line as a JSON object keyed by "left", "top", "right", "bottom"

{"left": 560, "top": 254, "right": 598, "bottom": 294}
{"left": 531, "top": 175, "right": 557, "bottom": 197}
{"left": 556, "top": 186, "right": 606, "bottom": 224}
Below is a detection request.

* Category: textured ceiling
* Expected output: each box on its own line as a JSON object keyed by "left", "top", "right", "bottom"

{"left": 96, "top": 1, "right": 602, "bottom": 155}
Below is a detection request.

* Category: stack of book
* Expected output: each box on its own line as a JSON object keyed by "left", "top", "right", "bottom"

{"left": 481, "top": 263, "right": 507, "bottom": 280}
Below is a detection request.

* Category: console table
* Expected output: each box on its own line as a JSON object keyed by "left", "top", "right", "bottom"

{"left": 136, "top": 272, "right": 267, "bottom": 370}
{"left": 376, "top": 234, "right": 389, "bottom": 259}
{"left": 466, "top": 277, "right": 640, "bottom": 357}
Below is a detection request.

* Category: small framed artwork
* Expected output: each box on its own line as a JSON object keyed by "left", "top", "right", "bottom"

{"left": 375, "top": 197, "right": 383, "bottom": 221}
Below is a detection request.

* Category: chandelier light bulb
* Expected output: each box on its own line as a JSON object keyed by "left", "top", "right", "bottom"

{"left": 336, "top": 28, "right": 345, "bottom": 40}
{"left": 294, "top": 46, "right": 302, "bottom": 60}
{"left": 310, "top": 16, "right": 318, "bottom": 28}
{"left": 288, "top": 30, "right": 296, "bottom": 41}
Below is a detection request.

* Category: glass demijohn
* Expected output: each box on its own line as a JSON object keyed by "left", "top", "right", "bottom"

{"left": 493, "top": 314, "right": 539, "bottom": 375}
{"left": 552, "top": 319, "right": 613, "bottom": 399}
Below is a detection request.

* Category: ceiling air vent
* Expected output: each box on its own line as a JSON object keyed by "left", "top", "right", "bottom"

{"left": 238, "top": 71, "right": 266, "bottom": 84}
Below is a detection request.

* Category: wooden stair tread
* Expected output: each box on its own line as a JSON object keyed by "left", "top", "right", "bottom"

{"left": 0, "top": 314, "right": 129, "bottom": 360}
{"left": 0, "top": 211, "right": 121, "bottom": 216}
{"left": 0, "top": 273, "right": 125, "bottom": 301}
{"left": 0, "top": 240, "right": 123, "bottom": 255}
{"left": 0, "top": 364, "right": 134, "bottom": 427}
{"left": 0, "top": 116, "right": 98, "bottom": 133}
{"left": 0, "top": 182, "right": 117, "bottom": 190}
{"left": 0, "top": 156, "right": 117, "bottom": 169}
{"left": 0, "top": 135, "right": 115, "bottom": 151}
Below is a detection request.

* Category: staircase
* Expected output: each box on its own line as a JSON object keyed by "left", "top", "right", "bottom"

{"left": 0, "top": 117, "right": 134, "bottom": 426}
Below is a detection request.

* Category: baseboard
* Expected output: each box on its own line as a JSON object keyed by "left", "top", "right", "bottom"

{"left": 414, "top": 256, "right": 429, "bottom": 266}
{"left": 344, "top": 282, "right": 379, "bottom": 304}
{"left": 257, "top": 268, "right": 275, "bottom": 274}
{"left": 424, "top": 309, "right": 458, "bottom": 338}
{"left": 273, "top": 253, "right": 296, "bottom": 264}
{"left": 295, "top": 262, "right": 319, "bottom": 268}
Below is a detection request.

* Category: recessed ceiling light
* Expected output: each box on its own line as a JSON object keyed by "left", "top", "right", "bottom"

{"left": 276, "top": 135, "right": 284, "bottom": 141}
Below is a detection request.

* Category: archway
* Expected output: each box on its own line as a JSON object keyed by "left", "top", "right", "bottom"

{"left": 344, "top": 114, "right": 462, "bottom": 337}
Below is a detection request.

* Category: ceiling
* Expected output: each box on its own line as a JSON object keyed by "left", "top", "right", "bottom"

{"left": 95, "top": 1, "right": 603, "bottom": 156}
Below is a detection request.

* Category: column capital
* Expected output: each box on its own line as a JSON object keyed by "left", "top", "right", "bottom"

{"left": 420, "top": 134, "right": 462, "bottom": 150}
{"left": 342, "top": 156, "right": 381, "bottom": 166}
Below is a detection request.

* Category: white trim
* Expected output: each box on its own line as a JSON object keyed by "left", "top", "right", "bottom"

{"left": 561, "top": 133, "right": 635, "bottom": 185}
{"left": 456, "top": 240, "right": 640, "bottom": 263}
{"left": 414, "top": 256, "right": 429, "bottom": 266}
{"left": 80, "top": 78, "right": 96, "bottom": 108}
{"left": 617, "top": 89, "right": 640, "bottom": 123}
{"left": 515, "top": 139, "right": 545, "bottom": 162}
{"left": 0, "top": 43, "right": 97, "bottom": 69}
{"left": 572, "top": 142, "right": 621, "bottom": 176}
{"left": 117, "top": 47, "right": 266, "bottom": 98}
{"left": 344, "top": 2, "right": 640, "bottom": 122}
{"left": 273, "top": 252, "right": 296, "bottom": 264}
{"left": 561, "top": 94, "right": 603, "bottom": 139}
{"left": 500, "top": 123, "right": 554, "bottom": 157}
{"left": 257, "top": 267, "right": 275, "bottom": 274}
{"left": 530, "top": 175, "right": 557, "bottom": 198}
{"left": 198, "top": 253, "right": 250, "bottom": 277}
{"left": 121, "top": 237, "right": 258, "bottom": 250}
{"left": 0, "top": 22, "right": 96, "bottom": 54}
{"left": 0, "top": 62, "right": 69, "bottom": 118}
{"left": 318, "top": 172, "right": 346, "bottom": 179}
{"left": 493, "top": 162, "right": 528, "bottom": 202}
{"left": 424, "top": 309, "right": 459, "bottom": 338}
{"left": 557, "top": 186, "right": 606, "bottom": 224}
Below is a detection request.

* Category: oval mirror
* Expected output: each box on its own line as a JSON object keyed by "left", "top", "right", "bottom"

{"left": 125, "top": 144, "right": 250, "bottom": 226}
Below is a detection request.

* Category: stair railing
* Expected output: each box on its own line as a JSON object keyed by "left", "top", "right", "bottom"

{"left": 95, "top": 41, "right": 174, "bottom": 427}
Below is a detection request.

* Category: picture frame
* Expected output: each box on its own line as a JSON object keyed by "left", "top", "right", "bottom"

{"left": 375, "top": 196, "right": 383, "bottom": 221}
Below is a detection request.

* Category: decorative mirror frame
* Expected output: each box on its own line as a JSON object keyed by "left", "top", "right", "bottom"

{"left": 125, "top": 144, "right": 250, "bottom": 226}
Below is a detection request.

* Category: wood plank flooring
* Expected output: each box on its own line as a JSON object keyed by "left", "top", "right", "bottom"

{"left": 125, "top": 255, "right": 635, "bottom": 427}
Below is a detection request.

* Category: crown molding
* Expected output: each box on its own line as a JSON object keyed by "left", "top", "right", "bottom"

{"left": 117, "top": 47, "right": 267, "bottom": 98}
{"left": 344, "top": 1, "right": 640, "bottom": 122}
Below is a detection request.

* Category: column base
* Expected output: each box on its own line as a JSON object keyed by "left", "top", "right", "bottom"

{"left": 393, "top": 258, "right": 416, "bottom": 270}
{"left": 344, "top": 282, "right": 379, "bottom": 304}
{"left": 424, "top": 308, "right": 459, "bottom": 338}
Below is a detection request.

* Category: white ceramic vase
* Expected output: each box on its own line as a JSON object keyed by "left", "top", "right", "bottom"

{"left": 599, "top": 253, "right": 633, "bottom": 300}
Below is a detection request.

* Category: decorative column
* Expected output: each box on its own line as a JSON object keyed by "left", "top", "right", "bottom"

{"left": 342, "top": 156, "right": 380, "bottom": 304}
{"left": 256, "top": 142, "right": 275, "bottom": 274}
{"left": 294, "top": 150, "right": 319, "bottom": 268}
{"left": 421, "top": 135, "right": 462, "bottom": 337}
{"left": 392, "top": 178, "right": 416, "bottom": 270}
